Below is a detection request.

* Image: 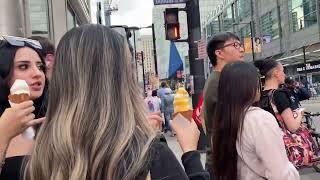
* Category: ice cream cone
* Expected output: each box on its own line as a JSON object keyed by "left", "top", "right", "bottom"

{"left": 8, "top": 79, "right": 34, "bottom": 139}
{"left": 173, "top": 87, "right": 192, "bottom": 120}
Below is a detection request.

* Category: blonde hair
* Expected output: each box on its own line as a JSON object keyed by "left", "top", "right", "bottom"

{"left": 24, "top": 24, "right": 155, "bottom": 180}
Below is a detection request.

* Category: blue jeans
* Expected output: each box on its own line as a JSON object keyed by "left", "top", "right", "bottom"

{"left": 164, "top": 112, "right": 173, "bottom": 131}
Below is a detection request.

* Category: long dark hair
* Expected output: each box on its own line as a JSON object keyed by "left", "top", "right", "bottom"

{"left": 0, "top": 40, "right": 48, "bottom": 120}
{"left": 212, "top": 62, "right": 261, "bottom": 180}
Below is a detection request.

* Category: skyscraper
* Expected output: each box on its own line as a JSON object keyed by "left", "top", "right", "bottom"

{"left": 138, "top": 35, "right": 155, "bottom": 74}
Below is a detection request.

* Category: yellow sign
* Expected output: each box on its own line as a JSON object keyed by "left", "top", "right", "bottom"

{"left": 244, "top": 37, "right": 262, "bottom": 54}
{"left": 244, "top": 37, "right": 252, "bottom": 54}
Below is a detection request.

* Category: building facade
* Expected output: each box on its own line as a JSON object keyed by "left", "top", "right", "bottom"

{"left": 205, "top": 0, "right": 320, "bottom": 89}
{"left": 0, "top": 0, "right": 91, "bottom": 45}
{"left": 199, "top": 0, "right": 222, "bottom": 29}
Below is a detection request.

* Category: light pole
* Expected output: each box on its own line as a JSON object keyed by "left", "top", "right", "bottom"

{"left": 127, "top": 26, "right": 140, "bottom": 81}
{"left": 233, "top": 21, "right": 255, "bottom": 61}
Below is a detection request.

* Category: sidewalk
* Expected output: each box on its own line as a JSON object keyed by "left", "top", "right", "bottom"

{"left": 302, "top": 96, "right": 320, "bottom": 104}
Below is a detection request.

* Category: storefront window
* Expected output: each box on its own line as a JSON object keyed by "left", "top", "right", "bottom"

{"left": 29, "top": 0, "right": 49, "bottom": 35}
{"left": 237, "top": 0, "right": 251, "bottom": 22}
{"left": 260, "top": 9, "right": 279, "bottom": 40}
{"left": 222, "top": 5, "right": 233, "bottom": 31}
{"left": 289, "top": 0, "right": 317, "bottom": 32}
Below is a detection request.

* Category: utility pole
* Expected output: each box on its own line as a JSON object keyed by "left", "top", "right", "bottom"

{"left": 152, "top": 24, "right": 158, "bottom": 75}
{"left": 249, "top": 21, "right": 255, "bottom": 61}
{"left": 186, "top": 0, "right": 205, "bottom": 108}
{"left": 141, "top": 51, "right": 146, "bottom": 92}
{"left": 303, "top": 46, "right": 308, "bottom": 88}
{"left": 132, "top": 30, "right": 139, "bottom": 81}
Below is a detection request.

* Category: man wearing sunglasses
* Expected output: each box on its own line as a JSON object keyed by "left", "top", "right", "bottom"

{"left": 202, "top": 32, "right": 244, "bottom": 177}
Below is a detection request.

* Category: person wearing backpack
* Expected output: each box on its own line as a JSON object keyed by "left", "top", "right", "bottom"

{"left": 254, "top": 59, "right": 320, "bottom": 168}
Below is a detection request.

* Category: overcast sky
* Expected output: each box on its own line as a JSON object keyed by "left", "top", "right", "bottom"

{"left": 111, "top": 0, "right": 154, "bottom": 34}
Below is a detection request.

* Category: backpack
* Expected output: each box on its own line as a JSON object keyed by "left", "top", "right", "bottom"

{"left": 266, "top": 90, "right": 320, "bottom": 168}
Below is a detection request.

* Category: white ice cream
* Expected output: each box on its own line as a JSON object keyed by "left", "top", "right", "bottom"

{"left": 10, "top": 79, "right": 30, "bottom": 95}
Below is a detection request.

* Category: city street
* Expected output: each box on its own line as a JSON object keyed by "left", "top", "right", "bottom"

{"left": 167, "top": 102, "right": 320, "bottom": 180}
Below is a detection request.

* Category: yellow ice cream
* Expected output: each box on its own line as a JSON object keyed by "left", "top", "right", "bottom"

{"left": 174, "top": 87, "right": 191, "bottom": 113}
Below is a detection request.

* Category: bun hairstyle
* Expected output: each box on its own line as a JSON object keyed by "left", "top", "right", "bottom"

{"left": 253, "top": 59, "right": 279, "bottom": 79}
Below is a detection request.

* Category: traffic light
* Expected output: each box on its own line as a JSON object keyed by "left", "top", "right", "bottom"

{"left": 164, "top": 8, "right": 180, "bottom": 40}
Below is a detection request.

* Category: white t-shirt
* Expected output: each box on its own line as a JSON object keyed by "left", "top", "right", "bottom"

{"left": 144, "top": 96, "right": 161, "bottom": 113}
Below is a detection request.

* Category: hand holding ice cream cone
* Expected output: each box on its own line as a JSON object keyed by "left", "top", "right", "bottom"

{"left": 7, "top": 79, "right": 35, "bottom": 139}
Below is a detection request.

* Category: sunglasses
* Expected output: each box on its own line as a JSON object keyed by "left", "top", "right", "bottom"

{"left": 2, "top": 35, "right": 42, "bottom": 50}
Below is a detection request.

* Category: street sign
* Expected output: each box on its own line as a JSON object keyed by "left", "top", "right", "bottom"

{"left": 153, "top": 0, "right": 187, "bottom": 5}
{"left": 197, "top": 37, "right": 207, "bottom": 60}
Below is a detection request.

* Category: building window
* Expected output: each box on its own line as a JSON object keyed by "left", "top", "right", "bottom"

{"left": 222, "top": 5, "right": 233, "bottom": 31}
{"left": 289, "top": 0, "right": 317, "bottom": 32}
{"left": 237, "top": 0, "right": 251, "bottom": 22}
{"left": 260, "top": 10, "right": 279, "bottom": 40}
{"left": 67, "top": 6, "right": 76, "bottom": 30}
{"left": 29, "top": 0, "right": 49, "bottom": 35}
{"left": 207, "top": 16, "right": 220, "bottom": 39}
{"left": 239, "top": 24, "right": 251, "bottom": 40}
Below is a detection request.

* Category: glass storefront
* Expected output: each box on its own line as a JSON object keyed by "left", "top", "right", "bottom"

{"left": 29, "top": 0, "right": 49, "bottom": 35}
{"left": 260, "top": 9, "right": 279, "bottom": 40}
{"left": 285, "top": 60, "right": 320, "bottom": 96}
{"left": 289, "top": 0, "right": 317, "bottom": 32}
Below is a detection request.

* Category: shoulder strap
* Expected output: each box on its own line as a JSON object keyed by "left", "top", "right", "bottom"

{"left": 267, "top": 90, "right": 285, "bottom": 129}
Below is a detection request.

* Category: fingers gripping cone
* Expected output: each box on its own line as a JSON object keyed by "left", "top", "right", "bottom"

{"left": 8, "top": 79, "right": 35, "bottom": 139}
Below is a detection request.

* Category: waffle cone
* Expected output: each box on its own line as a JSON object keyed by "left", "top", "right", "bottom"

{"left": 173, "top": 110, "right": 193, "bottom": 121}
{"left": 8, "top": 93, "right": 30, "bottom": 104}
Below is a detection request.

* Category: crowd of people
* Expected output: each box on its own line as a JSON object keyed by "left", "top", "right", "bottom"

{"left": 0, "top": 24, "right": 319, "bottom": 180}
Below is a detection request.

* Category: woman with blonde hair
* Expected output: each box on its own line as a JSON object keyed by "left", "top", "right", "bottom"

{"left": 24, "top": 24, "right": 208, "bottom": 180}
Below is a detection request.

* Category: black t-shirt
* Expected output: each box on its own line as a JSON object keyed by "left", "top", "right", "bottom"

{"left": 261, "top": 89, "right": 292, "bottom": 115}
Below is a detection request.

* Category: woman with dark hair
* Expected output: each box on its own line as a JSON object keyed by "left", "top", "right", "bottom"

{"left": 0, "top": 37, "right": 47, "bottom": 179}
{"left": 254, "top": 59, "right": 320, "bottom": 168}
{"left": 212, "top": 62, "right": 298, "bottom": 180}
{"left": 254, "top": 59, "right": 303, "bottom": 132}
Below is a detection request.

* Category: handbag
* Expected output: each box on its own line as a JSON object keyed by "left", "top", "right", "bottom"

{"left": 267, "top": 90, "right": 320, "bottom": 168}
